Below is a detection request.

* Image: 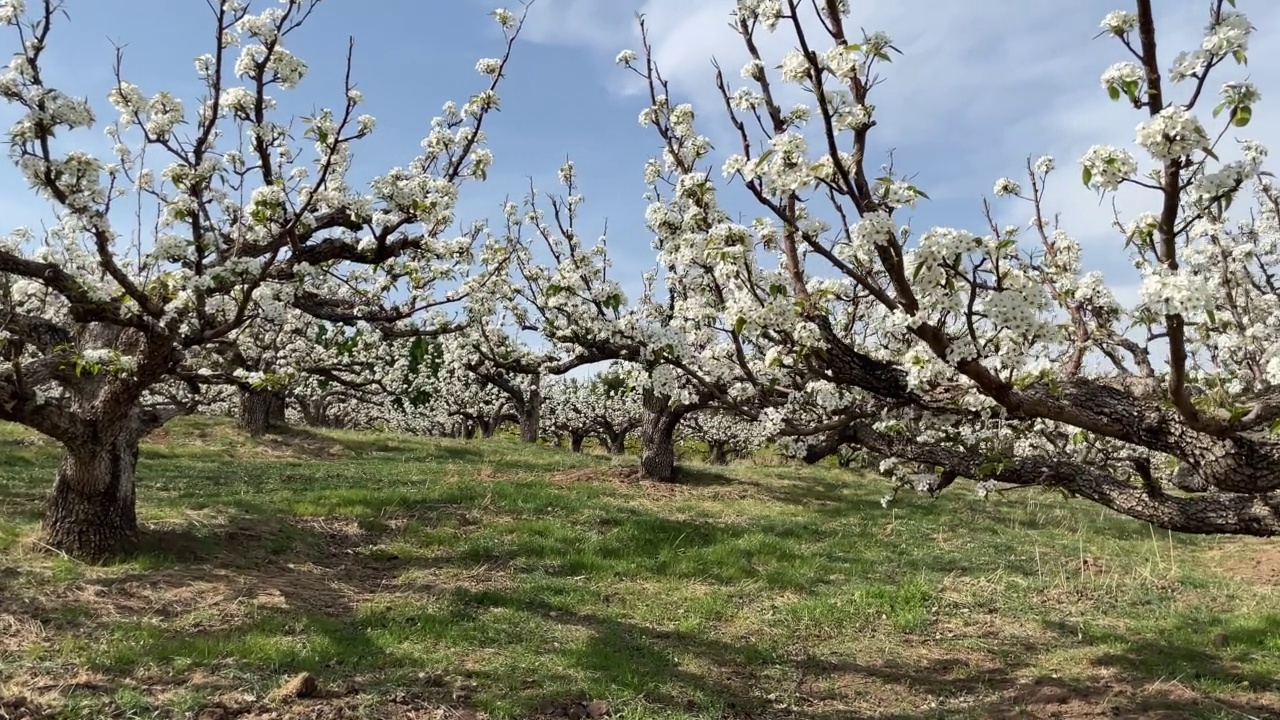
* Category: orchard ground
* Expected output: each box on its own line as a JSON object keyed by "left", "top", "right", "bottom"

{"left": 0, "top": 419, "right": 1279, "bottom": 720}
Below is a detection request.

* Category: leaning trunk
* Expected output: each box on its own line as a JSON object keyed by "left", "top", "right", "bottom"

{"left": 570, "top": 432, "right": 585, "bottom": 453}
{"left": 41, "top": 430, "right": 142, "bottom": 561}
{"left": 238, "top": 388, "right": 273, "bottom": 437}
{"left": 708, "top": 442, "right": 729, "bottom": 466}
{"left": 640, "top": 390, "right": 685, "bottom": 481}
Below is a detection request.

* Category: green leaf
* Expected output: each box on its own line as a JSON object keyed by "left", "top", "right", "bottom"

{"left": 1107, "top": 84, "right": 1121, "bottom": 101}
{"left": 1124, "top": 79, "right": 1140, "bottom": 102}
{"left": 1081, "top": 166, "right": 1093, "bottom": 188}
{"left": 1212, "top": 101, "right": 1227, "bottom": 118}
{"left": 733, "top": 316, "right": 747, "bottom": 335}
{"left": 911, "top": 260, "right": 926, "bottom": 282}
{"left": 1232, "top": 105, "right": 1252, "bottom": 127}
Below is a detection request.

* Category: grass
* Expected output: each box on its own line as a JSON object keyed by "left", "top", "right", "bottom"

{"left": 1, "top": 417, "right": 1280, "bottom": 719}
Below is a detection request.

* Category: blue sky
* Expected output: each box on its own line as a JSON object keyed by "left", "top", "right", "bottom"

{"left": 4, "top": 0, "right": 1279, "bottom": 312}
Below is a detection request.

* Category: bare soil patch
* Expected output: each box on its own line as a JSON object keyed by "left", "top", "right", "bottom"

{"left": 1212, "top": 539, "right": 1280, "bottom": 587}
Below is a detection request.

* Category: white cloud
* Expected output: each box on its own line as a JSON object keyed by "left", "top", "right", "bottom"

{"left": 525, "top": 0, "right": 1280, "bottom": 291}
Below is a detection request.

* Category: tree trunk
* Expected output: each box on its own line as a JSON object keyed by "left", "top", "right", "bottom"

{"left": 300, "top": 396, "right": 325, "bottom": 427}
{"left": 462, "top": 421, "right": 477, "bottom": 440}
{"left": 480, "top": 419, "right": 497, "bottom": 439}
{"left": 640, "top": 389, "right": 684, "bottom": 481}
{"left": 551, "top": 433, "right": 564, "bottom": 448}
{"left": 570, "top": 432, "right": 585, "bottom": 453}
{"left": 802, "top": 425, "right": 858, "bottom": 464}
{"left": 268, "top": 391, "right": 288, "bottom": 426}
{"left": 519, "top": 380, "right": 542, "bottom": 443}
{"left": 41, "top": 430, "right": 141, "bottom": 561}
{"left": 708, "top": 442, "right": 729, "bottom": 466}
{"left": 605, "top": 430, "right": 627, "bottom": 456}
{"left": 238, "top": 388, "right": 273, "bottom": 437}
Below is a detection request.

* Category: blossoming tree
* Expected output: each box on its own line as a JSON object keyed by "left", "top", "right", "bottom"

{"left": 524, "top": 363, "right": 648, "bottom": 453}
{"left": 541, "top": 376, "right": 600, "bottom": 451}
{"left": 620, "top": 0, "right": 1280, "bottom": 535}
{"left": 0, "top": 0, "right": 527, "bottom": 558}
{"left": 488, "top": 166, "right": 738, "bottom": 479}
{"left": 680, "top": 408, "right": 772, "bottom": 464}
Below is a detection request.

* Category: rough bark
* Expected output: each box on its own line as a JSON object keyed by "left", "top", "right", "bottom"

{"left": 604, "top": 430, "right": 628, "bottom": 456}
{"left": 461, "top": 422, "right": 477, "bottom": 440}
{"left": 821, "top": 310, "right": 1280, "bottom": 497}
{"left": 40, "top": 429, "right": 141, "bottom": 561}
{"left": 480, "top": 419, "right": 497, "bottom": 439}
{"left": 569, "top": 432, "right": 585, "bottom": 453}
{"left": 801, "top": 425, "right": 859, "bottom": 465}
{"left": 639, "top": 389, "right": 686, "bottom": 481}
{"left": 844, "top": 419, "right": 1280, "bottom": 536}
{"left": 238, "top": 388, "right": 273, "bottom": 437}
{"left": 518, "top": 385, "right": 542, "bottom": 444}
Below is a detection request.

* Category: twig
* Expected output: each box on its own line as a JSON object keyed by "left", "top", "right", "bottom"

{"left": 33, "top": 540, "right": 83, "bottom": 564}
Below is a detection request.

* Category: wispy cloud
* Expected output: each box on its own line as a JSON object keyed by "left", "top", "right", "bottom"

{"left": 524, "top": 0, "right": 1280, "bottom": 295}
{"left": 3, "top": 1, "right": 1277, "bottom": 312}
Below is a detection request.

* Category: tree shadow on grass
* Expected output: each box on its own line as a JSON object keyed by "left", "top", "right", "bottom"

{"left": 727, "top": 463, "right": 1167, "bottom": 545}
{"left": 1042, "top": 615, "right": 1280, "bottom": 693}
{"left": 3, "top": 479, "right": 1277, "bottom": 719}
{"left": 6, "top": 497, "right": 853, "bottom": 716}
{"left": 0, "top": 508, "right": 492, "bottom": 715}
{"left": 808, "top": 653, "right": 1280, "bottom": 719}
{"left": 666, "top": 465, "right": 740, "bottom": 488}
{"left": 735, "top": 469, "right": 865, "bottom": 508}
{"left": 435, "top": 587, "right": 1280, "bottom": 719}
{"left": 442, "top": 587, "right": 805, "bottom": 718}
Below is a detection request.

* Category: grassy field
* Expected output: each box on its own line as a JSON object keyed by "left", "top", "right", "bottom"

{"left": 1, "top": 417, "right": 1279, "bottom": 719}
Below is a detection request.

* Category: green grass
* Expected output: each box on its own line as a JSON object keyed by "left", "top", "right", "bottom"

{"left": 1, "top": 416, "right": 1279, "bottom": 719}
